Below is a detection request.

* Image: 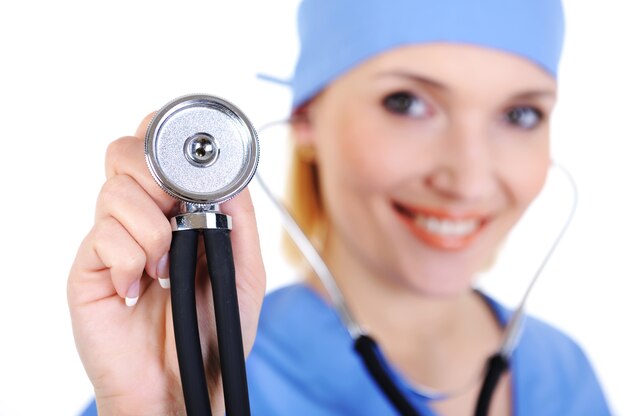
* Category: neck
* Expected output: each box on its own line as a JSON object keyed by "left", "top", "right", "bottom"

{"left": 304, "top": 230, "right": 504, "bottom": 393}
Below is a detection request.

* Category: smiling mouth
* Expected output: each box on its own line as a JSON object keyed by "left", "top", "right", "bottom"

{"left": 392, "top": 202, "right": 489, "bottom": 250}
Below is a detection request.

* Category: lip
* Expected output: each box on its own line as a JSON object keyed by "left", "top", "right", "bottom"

{"left": 392, "top": 201, "right": 490, "bottom": 251}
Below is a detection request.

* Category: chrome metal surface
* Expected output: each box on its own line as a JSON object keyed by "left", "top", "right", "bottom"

{"left": 145, "top": 94, "right": 259, "bottom": 204}
{"left": 171, "top": 211, "right": 233, "bottom": 231}
{"left": 184, "top": 133, "right": 220, "bottom": 167}
{"left": 179, "top": 201, "right": 220, "bottom": 214}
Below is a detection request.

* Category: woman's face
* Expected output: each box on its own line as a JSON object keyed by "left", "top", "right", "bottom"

{"left": 296, "top": 44, "right": 557, "bottom": 297}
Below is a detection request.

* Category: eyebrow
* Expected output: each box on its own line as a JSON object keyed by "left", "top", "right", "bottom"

{"left": 375, "top": 71, "right": 556, "bottom": 100}
{"left": 375, "top": 71, "right": 448, "bottom": 90}
{"left": 509, "top": 90, "right": 557, "bottom": 101}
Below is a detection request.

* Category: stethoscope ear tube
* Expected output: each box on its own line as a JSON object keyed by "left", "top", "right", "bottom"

{"left": 354, "top": 333, "right": 510, "bottom": 416}
{"left": 169, "top": 226, "right": 251, "bottom": 416}
{"left": 170, "top": 230, "right": 212, "bottom": 415}
{"left": 202, "top": 228, "right": 251, "bottom": 415}
{"left": 474, "top": 353, "right": 509, "bottom": 416}
{"left": 354, "top": 335, "right": 422, "bottom": 416}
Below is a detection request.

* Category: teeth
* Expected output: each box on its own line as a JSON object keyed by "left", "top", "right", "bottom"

{"left": 415, "top": 215, "right": 479, "bottom": 236}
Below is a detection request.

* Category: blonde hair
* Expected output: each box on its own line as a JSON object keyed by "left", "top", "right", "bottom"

{"left": 283, "top": 138, "right": 326, "bottom": 266}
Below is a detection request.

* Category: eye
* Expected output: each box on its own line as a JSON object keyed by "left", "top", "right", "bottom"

{"left": 505, "top": 106, "right": 544, "bottom": 130}
{"left": 382, "top": 92, "right": 430, "bottom": 118}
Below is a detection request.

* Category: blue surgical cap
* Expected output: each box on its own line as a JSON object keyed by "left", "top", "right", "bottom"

{"left": 291, "top": 0, "right": 565, "bottom": 109}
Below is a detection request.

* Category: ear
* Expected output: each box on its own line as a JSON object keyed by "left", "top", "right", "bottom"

{"left": 290, "top": 103, "right": 316, "bottom": 147}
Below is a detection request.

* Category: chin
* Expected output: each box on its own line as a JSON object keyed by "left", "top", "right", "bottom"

{"left": 389, "top": 252, "right": 486, "bottom": 299}
{"left": 405, "top": 275, "right": 476, "bottom": 299}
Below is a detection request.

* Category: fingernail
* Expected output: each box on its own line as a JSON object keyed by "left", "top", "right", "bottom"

{"left": 125, "top": 280, "right": 140, "bottom": 307}
{"left": 157, "top": 253, "right": 170, "bottom": 289}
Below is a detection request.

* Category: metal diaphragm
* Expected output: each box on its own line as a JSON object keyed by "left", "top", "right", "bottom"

{"left": 145, "top": 94, "right": 259, "bottom": 204}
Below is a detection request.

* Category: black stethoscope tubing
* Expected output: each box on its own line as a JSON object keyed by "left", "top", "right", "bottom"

{"left": 354, "top": 333, "right": 509, "bottom": 416}
{"left": 170, "top": 222, "right": 251, "bottom": 416}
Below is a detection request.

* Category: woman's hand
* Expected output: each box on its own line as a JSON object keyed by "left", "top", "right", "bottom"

{"left": 67, "top": 114, "right": 266, "bottom": 415}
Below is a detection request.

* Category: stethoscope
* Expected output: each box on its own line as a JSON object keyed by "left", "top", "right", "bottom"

{"left": 145, "top": 94, "right": 578, "bottom": 416}
{"left": 145, "top": 94, "right": 259, "bottom": 416}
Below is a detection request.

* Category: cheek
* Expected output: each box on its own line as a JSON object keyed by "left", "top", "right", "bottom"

{"left": 317, "top": 114, "right": 411, "bottom": 194}
{"left": 502, "top": 143, "right": 551, "bottom": 210}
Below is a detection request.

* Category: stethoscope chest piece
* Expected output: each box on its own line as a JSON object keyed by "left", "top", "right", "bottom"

{"left": 145, "top": 94, "right": 259, "bottom": 205}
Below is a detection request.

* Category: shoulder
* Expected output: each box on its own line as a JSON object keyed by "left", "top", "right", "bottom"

{"left": 246, "top": 284, "right": 353, "bottom": 414}
{"left": 484, "top": 294, "right": 594, "bottom": 377}
{"left": 258, "top": 283, "right": 331, "bottom": 322}
{"left": 248, "top": 283, "right": 348, "bottom": 368}
{"left": 253, "top": 283, "right": 345, "bottom": 349}
{"left": 516, "top": 313, "right": 597, "bottom": 387}
{"left": 486, "top": 296, "right": 611, "bottom": 415}
{"left": 247, "top": 283, "right": 409, "bottom": 415}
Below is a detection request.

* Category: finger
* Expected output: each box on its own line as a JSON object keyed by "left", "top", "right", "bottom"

{"left": 104, "top": 111, "right": 155, "bottom": 181}
{"left": 69, "top": 216, "right": 148, "bottom": 307}
{"left": 96, "top": 174, "right": 172, "bottom": 280}
{"left": 220, "top": 189, "right": 266, "bottom": 310}
{"left": 221, "top": 189, "right": 264, "bottom": 282}
{"left": 218, "top": 189, "right": 266, "bottom": 351}
{"left": 105, "top": 136, "right": 179, "bottom": 216}
{"left": 135, "top": 112, "right": 156, "bottom": 139}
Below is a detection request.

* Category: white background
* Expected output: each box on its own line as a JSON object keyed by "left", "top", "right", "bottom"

{"left": 0, "top": 1, "right": 624, "bottom": 414}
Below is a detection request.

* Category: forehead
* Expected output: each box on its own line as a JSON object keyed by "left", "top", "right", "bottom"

{"left": 346, "top": 43, "right": 557, "bottom": 94}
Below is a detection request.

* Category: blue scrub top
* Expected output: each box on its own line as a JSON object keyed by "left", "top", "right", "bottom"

{"left": 81, "top": 284, "right": 611, "bottom": 415}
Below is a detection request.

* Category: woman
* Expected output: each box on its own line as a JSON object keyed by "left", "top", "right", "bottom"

{"left": 69, "top": 0, "right": 610, "bottom": 414}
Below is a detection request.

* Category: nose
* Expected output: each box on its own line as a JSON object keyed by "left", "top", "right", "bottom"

{"left": 425, "top": 119, "right": 497, "bottom": 202}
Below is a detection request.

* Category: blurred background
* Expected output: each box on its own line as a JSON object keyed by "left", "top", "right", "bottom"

{"left": 0, "top": 1, "right": 624, "bottom": 414}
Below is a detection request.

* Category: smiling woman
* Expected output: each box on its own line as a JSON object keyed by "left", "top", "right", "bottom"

{"left": 0, "top": 0, "right": 626, "bottom": 415}
{"left": 63, "top": 0, "right": 612, "bottom": 415}
{"left": 243, "top": 1, "right": 612, "bottom": 414}
{"left": 1, "top": 0, "right": 624, "bottom": 415}
{"left": 254, "top": 42, "right": 587, "bottom": 415}
{"left": 287, "top": 44, "right": 555, "bottom": 298}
